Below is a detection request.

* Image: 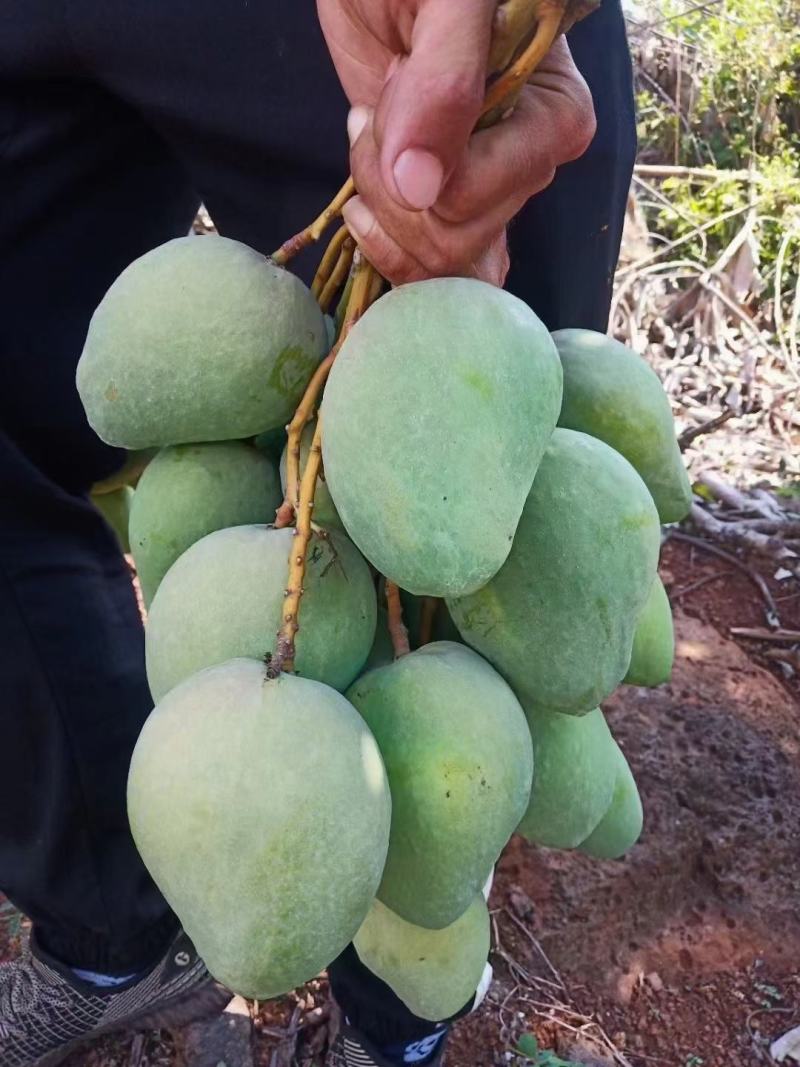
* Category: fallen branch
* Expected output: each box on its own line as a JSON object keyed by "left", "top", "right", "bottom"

{"left": 690, "top": 502, "right": 800, "bottom": 582}
{"left": 678, "top": 409, "right": 735, "bottom": 450}
{"left": 671, "top": 569, "right": 733, "bottom": 599}
{"left": 729, "top": 628, "right": 800, "bottom": 643}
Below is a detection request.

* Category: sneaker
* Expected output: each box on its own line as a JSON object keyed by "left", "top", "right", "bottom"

{"left": 326, "top": 1022, "right": 446, "bottom": 1066}
{"left": 0, "top": 928, "right": 229, "bottom": 1067}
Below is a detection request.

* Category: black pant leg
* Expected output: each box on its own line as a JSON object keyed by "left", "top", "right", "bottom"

{"left": 0, "top": 24, "right": 199, "bottom": 971}
{"left": 0, "top": 435, "right": 182, "bottom": 973}
{"left": 506, "top": 0, "right": 637, "bottom": 331}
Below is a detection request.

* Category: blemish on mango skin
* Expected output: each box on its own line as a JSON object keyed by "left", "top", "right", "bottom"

{"left": 269, "top": 345, "right": 316, "bottom": 401}
{"left": 461, "top": 370, "right": 494, "bottom": 401}
{"left": 104, "top": 382, "right": 119, "bottom": 402}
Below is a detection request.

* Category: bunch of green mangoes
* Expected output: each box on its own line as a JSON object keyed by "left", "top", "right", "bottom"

{"left": 77, "top": 234, "right": 685, "bottom": 1020}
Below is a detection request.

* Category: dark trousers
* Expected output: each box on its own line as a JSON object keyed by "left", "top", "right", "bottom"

{"left": 0, "top": 0, "right": 635, "bottom": 1034}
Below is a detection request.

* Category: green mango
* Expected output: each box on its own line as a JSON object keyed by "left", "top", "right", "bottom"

{"left": 77, "top": 235, "right": 326, "bottom": 448}
{"left": 322, "top": 279, "right": 563, "bottom": 597}
{"left": 254, "top": 426, "right": 289, "bottom": 465}
{"left": 91, "top": 449, "right": 157, "bottom": 494}
{"left": 578, "top": 746, "right": 643, "bottom": 860}
{"left": 279, "top": 421, "right": 344, "bottom": 533}
{"left": 448, "top": 429, "right": 661, "bottom": 715}
{"left": 517, "top": 707, "right": 617, "bottom": 849}
{"left": 553, "top": 328, "right": 692, "bottom": 523}
{"left": 400, "top": 592, "right": 462, "bottom": 650}
{"left": 363, "top": 606, "right": 395, "bottom": 673}
{"left": 127, "top": 658, "right": 391, "bottom": 999}
{"left": 130, "top": 442, "right": 282, "bottom": 606}
{"left": 346, "top": 642, "right": 533, "bottom": 929}
{"left": 324, "top": 313, "right": 337, "bottom": 350}
{"left": 146, "top": 524, "right": 376, "bottom": 701}
{"left": 91, "top": 486, "right": 133, "bottom": 554}
{"left": 354, "top": 895, "right": 490, "bottom": 1022}
{"left": 624, "top": 576, "right": 674, "bottom": 687}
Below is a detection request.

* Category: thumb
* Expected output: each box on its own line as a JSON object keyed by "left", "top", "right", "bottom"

{"left": 374, "top": 0, "right": 495, "bottom": 211}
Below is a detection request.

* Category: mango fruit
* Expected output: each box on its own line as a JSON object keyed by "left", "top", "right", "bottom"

{"left": 130, "top": 442, "right": 282, "bottom": 606}
{"left": 553, "top": 328, "right": 692, "bottom": 523}
{"left": 280, "top": 421, "right": 344, "bottom": 533}
{"left": 346, "top": 642, "right": 533, "bottom": 928}
{"left": 363, "top": 606, "right": 395, "bottom": 673}
{"left": 578, "top": 746, "right": 643, "bottom": 859}
{"left": 91, "top": 486, "right": 133, "bottom": 554}
{"left": 254, "top": 426, "right": 289, "bottom": 464}
{"left": 448, "top": 429, "right": 661, "bottom": 715}
{"left": 127, "top": 658, "right": 391, "bottom": 998}
{"left": 400, "top": 592, "right": 462, "bottom": 650}
{"left": 91, "top": 449, "right": 157, "bottom": 495}
{"left": 77, "top": 235, "right": 326, "bottom": 448}
{"left": 322, "top": 279, "right": 563, "bottom": 597}
{"left": 624, "top": 576, "right": 674, "bottom": 687}
{"left": 146, "top": 524, "right": 376, "bottom": 701}
{"left": 517, "top": 707, "right": 617, "bottom": 849}
{"left": 354, "top": 895, "right": 489, "bottom": 1021}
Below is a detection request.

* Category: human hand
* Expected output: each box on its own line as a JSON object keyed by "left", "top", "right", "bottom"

{"left": 317, "top": 0, "right": 596, "bottom": 284}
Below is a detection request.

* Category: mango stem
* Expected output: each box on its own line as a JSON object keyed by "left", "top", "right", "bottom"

{"left": 275, "top": 251, "right": 377, "bottom": 530}
{"left": 386, "top": 581, "right": 411, "bottom": 659}
{"left": 269, "top": 253, "right": 380, "bottom": 676}
{"left": 267, "top": 420, "right": 324, "bottom": 678}
{"left": 479, "top": 8, "right": 563, "bottom": 127}
{"left": 488, "top": 0, "right": 542, "bottom": 74}
{"left": 312, "top": 224, "right": 352, "bottom": 300}
{"left": 318, "top": 235, "right": 356, "bottom": 313}
{"left": 271, "top": 177, "right": 356, "bottom": 266}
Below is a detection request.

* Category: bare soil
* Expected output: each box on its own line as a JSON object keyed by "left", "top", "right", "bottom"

{"left": 2, "top": 546, "right": 798, "bottom": 1067}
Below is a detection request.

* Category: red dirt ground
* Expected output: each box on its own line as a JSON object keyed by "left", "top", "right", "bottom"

{"left": 3, "top": 543, "right": 799, "bottom": 1067}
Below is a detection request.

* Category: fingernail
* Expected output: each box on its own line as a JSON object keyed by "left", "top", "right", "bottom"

{"left": 393, "top": 148, "right": 444, "bottom": 210}
{"left": 347, "top": 106, "right": 369, "bottom": 146}
{"left": 343, "top": 198, "right": 375, "bottom": 240}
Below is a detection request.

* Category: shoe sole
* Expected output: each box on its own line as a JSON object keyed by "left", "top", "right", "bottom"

{"left": 35, "top": 980, "right": 231, "bottom": 1067}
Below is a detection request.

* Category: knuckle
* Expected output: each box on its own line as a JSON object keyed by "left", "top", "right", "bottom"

{"left": 365, "top": 235, "right": 419, "bottom": 287}
{"left": 429, "top": 69, "right": 484, "bottom": 117}
{"left": 563, "top": 84, "right": 597, "bottom": 160}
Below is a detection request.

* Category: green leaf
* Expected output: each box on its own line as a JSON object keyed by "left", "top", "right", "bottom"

{"left": 516, "top": 1034, "right": 540, "bottom": 1058}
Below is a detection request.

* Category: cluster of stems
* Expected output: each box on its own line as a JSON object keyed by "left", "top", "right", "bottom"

{"left": 267, "top": 253, "right": 378, "bottom": 677}
{"left": 266, "top": 0, "right": 599, "bottom": 675}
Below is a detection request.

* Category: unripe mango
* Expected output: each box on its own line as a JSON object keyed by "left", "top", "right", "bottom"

{"left": 146, "top": 524, "right": 376, "bottom": 701}
{"left": 347, "top": 642, "right": 533, "bottom": 929}
{"left": 77, "top": 236, "right": 326, "bottom": 448}
{"left": 322, "top": 279, "right": 563, "bottom": 597}
{"left": 624, "top": 576, "right": 674, "bottom": 687}
{"left": 517, "top": 707, "right": 617, "bottom": 849}
{"left": 91, "top": 486, "right": 133, "bottom": 554}
{"left": 449, "top": 429, "right": 661, "bottom": 715}
{"left": 128, "top": 659, "right": 391, "bottom": 998}
{"left": 578, "top": 746, "right": 643, "bottom": 859}
{"left": 354, "top": 896, "right": 489, "bottom": 1021}
{"left": 553, "top": 328, "right": 691, "bottom": 523}
{"left": 130, "top": 442, "right": 281, "bottom": 605}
